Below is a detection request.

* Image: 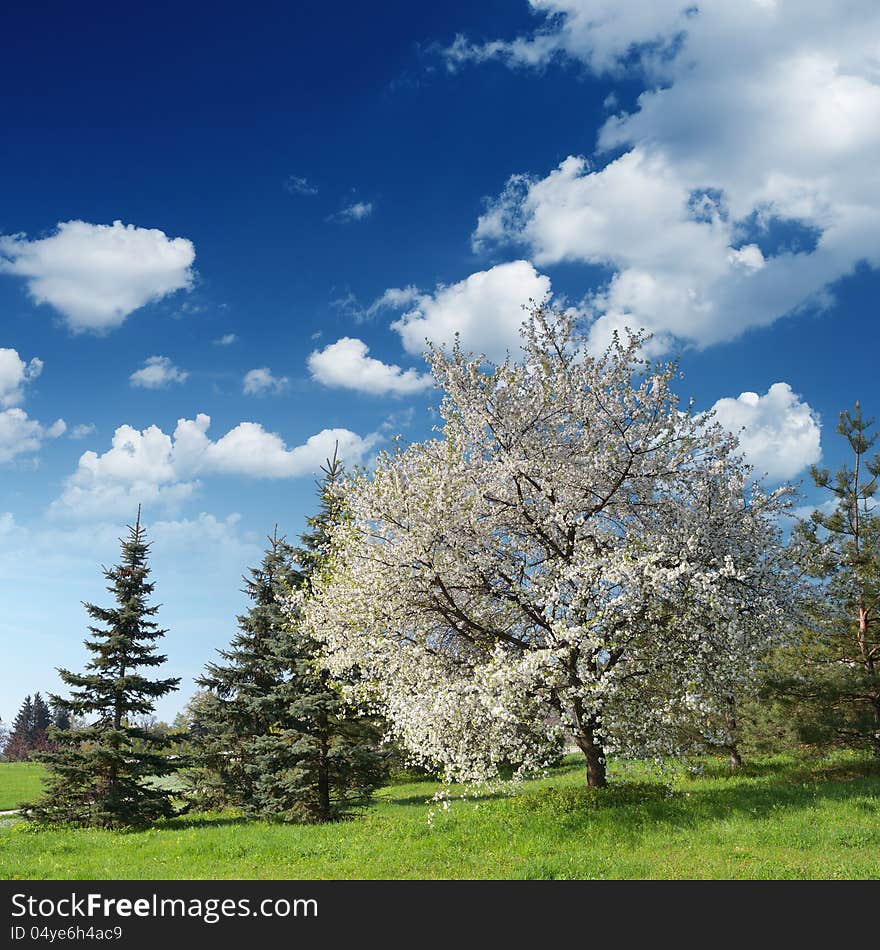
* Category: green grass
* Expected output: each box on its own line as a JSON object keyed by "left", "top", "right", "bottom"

{"left": 1, "top": 752, "right": 878, "bottom": 879}
{"left": 0, "top": 762, "right": 47, "bottom": 810}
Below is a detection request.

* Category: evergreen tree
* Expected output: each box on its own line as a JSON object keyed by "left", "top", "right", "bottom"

{"left": 194, "top": 449, "right": 386, "bottom": 821}
{"left": 31, "top": 693, "right": 52, "bottom": 744}
{"left": 50, "top": 697, "right": 71, "bottom": 732}
{"left": 3, "top": 695, "right": 35, "bottom": 761}
{"left": 785, "top": 403, "right": 880, "bottom": 754}
{"left": 192, "top": 528, "right": 302, "bottom": 808}
{"left": 27, "top": 509, "right": 180, "bottom": 827}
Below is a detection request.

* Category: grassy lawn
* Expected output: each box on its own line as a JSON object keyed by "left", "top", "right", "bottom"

{"left": 0, "top": 762, "right": 47, "bottom": 810}
{"left": 1, "top": 752, "right": 878, "bottom": 879}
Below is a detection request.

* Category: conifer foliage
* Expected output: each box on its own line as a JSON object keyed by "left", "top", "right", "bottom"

{"left": 195, "top": 450, "right": 386, "bottom": 822}
{"left": 193, "top": 528, "right": 302, "bottom": 808}
{"left": 2, "top": 693, "right": 52, "bottom": 760}
{"left": 788, "top": 403, "right": 880, "bottom": 754}
{"left": 27, "top": 509, "right": 180, "bottom": 828}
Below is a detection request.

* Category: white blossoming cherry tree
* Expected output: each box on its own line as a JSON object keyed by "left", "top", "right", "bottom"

{"left": 298, "top": 306, "right": 794, "bottom": 788}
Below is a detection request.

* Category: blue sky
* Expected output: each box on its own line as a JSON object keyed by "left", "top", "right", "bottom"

{"left": 2, "top": 0, "right": 878, "bottom": 725}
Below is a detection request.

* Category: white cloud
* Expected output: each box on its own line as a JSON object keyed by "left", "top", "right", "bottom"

{"left": 0, "top": 220, "right": 195, "bottom": 333}
{"left": 389, "top": 260, "right": 552, "bottom": 361}
{"left": 308, "top": 337, "right": 432, "bottom": 395}
{"left": 213, "top": 333, "right": 237, "bottom": 346}
{"left": 444, "top": 1, "right": 693, "bottom": 74}
{"left": 328, "top": 286, "right": 423, "bottom": 324}
{"left": 368, "top": 286, "right": 423, "bottom": 314}
{"left": 332, "top": 201, "right": 374, "bottom": 223}
{"left": 284, "top": 175, "right": 319, "bottom": 196}
{"left": 457, "top": 1, "right": 880, "bottom": 352}
{"left": 146, "top": 512, "right": 264, "bottom": 565}
{"left": 242, "top": 367, "right": 289, "bottom": 396}
{"left": 0, "top": 349, "right": 43, "bottom": 408}
{"left": 130, "top": 355, "right": 189, "bottom": 389}
{"left": 69, "top": 423, "right": 97, "bottom": 440}
{"left": 789, "top": 498, "right": 838, "bottom": 524}
{"left": 0, "top": 409, "right": 65, "bottom": 464}
{"left": 709, "top": 382, "right": 821, "bottom": 481}
{"left": 53, "top": 414, "right": 379, "bottom": 518}
{"left": 0, "top": 510, "right": 257, "bottom": 569}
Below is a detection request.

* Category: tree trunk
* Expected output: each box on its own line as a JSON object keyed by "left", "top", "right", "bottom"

{"left": 575, "top": 722, "right": 607, "bottom": 788}
{"left": 725, "top": 701, "right": 742, "bottom": 769}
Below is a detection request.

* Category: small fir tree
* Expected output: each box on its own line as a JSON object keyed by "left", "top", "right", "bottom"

{"left": 3, "top": 695, "right": 35, "bottom": 761}
{"left": 27, "top": 509, "right": 180, "bottom": 827}
{"left": 195, "top": 450, "right": 386, "bottom": 821}
{"left": 2, "top": 693, "right": 51, "bottom": 760}
{"left": 192, "top": 529, "right": 301, "bottom": 808}
{"left": 31, "top": 693, "right": 52, "bottom": 743}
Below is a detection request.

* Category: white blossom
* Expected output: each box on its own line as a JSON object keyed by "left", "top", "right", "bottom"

{"left": 291, "top": 307, "right": 797, "bottom": 785}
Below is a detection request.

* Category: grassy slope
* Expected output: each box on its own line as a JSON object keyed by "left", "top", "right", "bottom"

{"left": 0, "top": 762, "right": 47, "bottom": 810}
{"left": 1, "top": 753, "right": 878, "bottom": 880}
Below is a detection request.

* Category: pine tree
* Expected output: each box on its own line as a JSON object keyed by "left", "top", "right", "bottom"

{"left": 3, "top": 695, "right": 35, "bottom": 761}
{"left": 27, "top": 509, "right": 181, "bottom": 827}
{"left": 786, "top": 403, "right": 880, "bottom": 754}
{"left": 194, "top": 449, "right": 386, "bottom": 821}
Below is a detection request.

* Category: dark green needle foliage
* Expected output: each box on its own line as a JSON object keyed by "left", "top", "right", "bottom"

{"left": 2, "top": 693, "right": 52, "bottom": 760}
{"left": 195, "top": 449, "right": 386, "bottom": 822}
{"left": 781, "top": 403, "right": 880, "bottom": 754}
{"left": 2, "top": 695, "right": 35, "bottom": 761}
{"left": 192, "top": 529, "right": 302, "bottom": 809}
{"left": 26, "top": 509, "right": 180, "bottom": 828}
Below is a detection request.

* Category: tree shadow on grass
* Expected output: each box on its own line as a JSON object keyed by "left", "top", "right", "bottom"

{"left": 157, "top": 814, "right": 249, "bottom": 832}
{"left": 514, "top": 759, "right": 880, "bottom": 846}
{"left": 383, "top": 789, "right": 512, "bottom": 807}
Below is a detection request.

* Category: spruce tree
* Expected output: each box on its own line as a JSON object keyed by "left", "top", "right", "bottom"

{"left": 254, "top": 451, "right": 386, "bottom": 821}
{"left": 192, "top": 529, "right": 301, "bottom": 808}
{"left": 31, "top": 693, "right": 51, "bottom": 745}
{"left": 194, "top": 450, "right": 386, "bottom": 821}
{"left": 50, "top": 697, "right": 71, "bottom": 732}
{"left": 786, "top": 403, "right": 880, "bottom": 754}
{"left": 4, "top": 695, "right": 35, "bottom": 761}
{"left": 27, "top": 509, "right": 180, "bottom": 827}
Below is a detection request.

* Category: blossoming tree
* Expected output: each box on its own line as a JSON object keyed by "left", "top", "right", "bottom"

{"left": 299, "top": 307, "right": 794, "bottom": 787}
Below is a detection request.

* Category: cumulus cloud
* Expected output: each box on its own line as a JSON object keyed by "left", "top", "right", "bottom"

{"left": 69, "top": 423, "right": 97, "bottom": 440}
{"left": 213, "top": 333, "right": 237, "bottom": 346}
{"left": 331, "top": 201, "right": 374, "bottom": 223}
{"left": 0, "top": 409, "right": 65, "bottom": 464}
{"left": 389, "top": 260, "right": 552, "bottom": 361}
{"left": 130, "top": 355, "right": 189, "bottom": 389}
{"left": 53, "top": 414, "right": 379, "bottom": 518}
{"left": 242, "top": 367, "right": 289, "bottom": 396}
{"left": 0, "top": 349, "right": 43, "bottom": 408}
{"left": 308, "top": 337, "right": 432, "bottom": 395}
{"left": 709, "top": 382, "right": 821, "bottom": 481}
{"left": 456, "top": 1, "right": 880, "bottom": 352}
{"left": 0, "top": 220, "right": 195, "bottom": 332}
